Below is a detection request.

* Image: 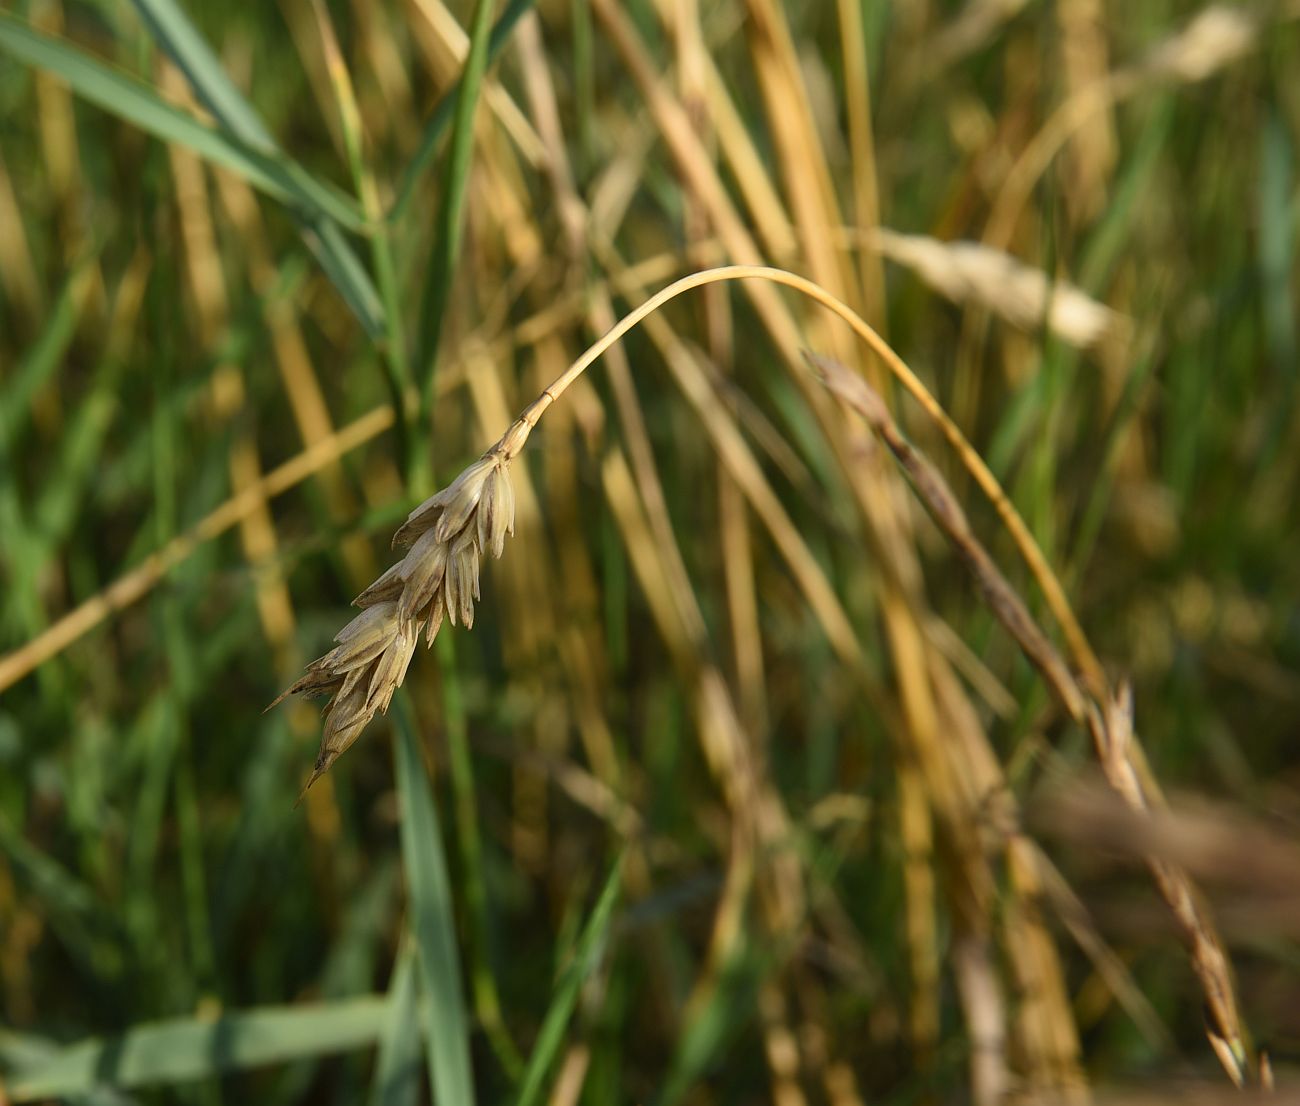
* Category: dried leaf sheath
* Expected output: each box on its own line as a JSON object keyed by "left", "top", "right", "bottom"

{"left": 270, "top": 448, "right": 518, "bottom": 794}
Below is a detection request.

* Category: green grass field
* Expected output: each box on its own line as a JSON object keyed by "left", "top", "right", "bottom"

{"left": 2, "top": 0, "right": 1299, "bottom": 1102}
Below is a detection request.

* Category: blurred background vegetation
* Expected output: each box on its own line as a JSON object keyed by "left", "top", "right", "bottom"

{"left": 1, "top": 0, "right": 1299, "bottom": 1102}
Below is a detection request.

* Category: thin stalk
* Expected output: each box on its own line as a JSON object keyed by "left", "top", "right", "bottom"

{"left": 490, "top": 264, "right": 1102, "bottom": 695}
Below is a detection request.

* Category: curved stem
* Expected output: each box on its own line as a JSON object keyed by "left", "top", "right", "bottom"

{"left": 496, "top": 263, "right": 1105, "bottom": 696}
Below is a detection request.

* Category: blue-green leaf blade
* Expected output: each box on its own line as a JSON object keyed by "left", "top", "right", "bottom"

{"left": 393, "top": 701, "right": 476, "bottom": 1105}
{"left": 0, "top": 12, "right": 366, "bottom": 234}
{"left": 126, "top": 0, "right": 275, "bottom": 151}
{"left": 368, "top": 941, "right": 424, "bottom": 1106}
{"left": 122, "top": 0, "right": 384, "bottom": 338}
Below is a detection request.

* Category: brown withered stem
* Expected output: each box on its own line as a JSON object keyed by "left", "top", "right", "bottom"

{"left": 808, "top": 350, "right": 1251, "bottom": 1088}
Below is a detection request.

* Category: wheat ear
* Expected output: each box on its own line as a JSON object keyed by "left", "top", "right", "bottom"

{"left": 270, "top": 420, "right": 527, "bottom": 797}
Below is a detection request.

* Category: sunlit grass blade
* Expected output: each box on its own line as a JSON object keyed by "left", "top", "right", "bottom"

{"left": 515, "top": 851, "right": 625, "bottom": 1106}
{"left": 368, "top": 941, "right": 423, "bottom": 1106}
{"left": 392, "top": 700, "right": 476, "bottom": 1106}
{"left": 387, "top": 0, "right": 536, "bottom": 225}
{"left": 0, "top": 12, "right": 364, "bottom": 234}
{"left": 0, "top": 997, "right": 389, "bottom": 1101}
{"left": 304, "top": 0, "right": 412, "bottom": 454}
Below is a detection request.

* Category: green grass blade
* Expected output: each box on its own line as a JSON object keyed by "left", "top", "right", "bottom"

{"left": 125, "top": 0, "right": 274, "bottom": 150}
{"left": 414, "top": 0, "right": 498, "bottom": 430}
{"left": 123, "top": 0, "right": 384, "bottom": 337}
{"left": 437, "top": 631, "right": 523, "bottom": 1080}
{"left": 0, "top": 12, "right": 365, "bottom": 234}
{"left": 387, "top": 0, "right": 536, "bottom": 225}
{"left": 1, "top": 997, "right": 390, "bottom": 1101}
{"left": 302, "top": 219, "right": 387, "bottom": 340}
{"left": 368, "top": 941, "right": 423, "bottom": 1106}
{"left": 515, "top": 851, "right": 625, "bottom": 1106}
{"left": 1259, "top": 112, "right": 1296, "bottom": 357}
{"left": 392, "top": 700, "right": 476, "bottom": 1105}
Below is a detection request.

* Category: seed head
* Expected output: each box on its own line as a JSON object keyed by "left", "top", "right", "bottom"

{"left": 272, "top": 451, "right": 517, "bottom": 796}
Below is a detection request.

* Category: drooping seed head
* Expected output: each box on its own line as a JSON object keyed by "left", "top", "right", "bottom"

{"left": 274, "top": 449, "right": 520, "bottom": 797}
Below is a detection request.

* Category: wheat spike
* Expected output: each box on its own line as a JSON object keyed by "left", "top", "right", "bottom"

{"left": 274, "top": 447, "right": 518, "bottom": 794}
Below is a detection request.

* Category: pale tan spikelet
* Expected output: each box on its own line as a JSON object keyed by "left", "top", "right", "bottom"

{"left": 391, "top": 488, "right": 444, "bottom": 548}
{"left": 333, "top": 600, "right": 397, "bottom": 643}
{"left": 319, "top": 601, "right": 401, "bottom": 673}
{"left": 1140, "top": 5, "right": 1256, "bottom": 84}
{"left": 465, "top": 531, "right": 482, "bottom": 603}
{"left": 476, "top": 461, "right": 516, "bottom": 559}
{"left": 492, "top": 464, "right": 516, "bottom": 557}
{"left": 476, "top": 465, "right": 498, "bottom": 553}
{"left": 433, "top": 455, "right": 497, "bottom": 543}
{"left": 445, "top": 528, "right": 480, "bottom": 629}
{"left": 316, "top": 679, "right": 375, "bottom": 769}
{"left": 868, "top": 228, "right": 1120, "bottom": 349}
{"left": 397, "top": 529, "right": 448, "bottom": 623}
{"left": 364, "top": 624, "right": 420, "bottom": 716}
{"left": 264, "top": 664, "right": 340, "bottom": 711}
{"left": 424, "top": 591, "right": 446, "bottom": 647}
{"left": 353, "top": 561, "right": 405, "bottom": 608}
